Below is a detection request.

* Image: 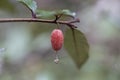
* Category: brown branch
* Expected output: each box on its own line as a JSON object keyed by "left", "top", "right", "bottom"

{"left": 0, "top": 18, "right": 80, "bottom": 28}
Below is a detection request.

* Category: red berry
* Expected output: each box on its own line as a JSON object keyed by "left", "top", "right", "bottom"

{"left": 51, "top": 29, "right": 64, "bottom": 51}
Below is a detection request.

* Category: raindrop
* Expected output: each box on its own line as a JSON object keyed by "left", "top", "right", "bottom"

{"left": 54, "top": 54, "right": 59, "bottom": 64}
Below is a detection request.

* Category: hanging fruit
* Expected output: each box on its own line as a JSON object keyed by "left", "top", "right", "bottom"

{"left": 51, "top": 29, "right": 64, "bottom": 63}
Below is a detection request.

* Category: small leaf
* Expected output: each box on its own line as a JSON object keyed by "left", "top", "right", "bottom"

{"left": 36, "top": 10, "right": 56, "bottom": 18}
{"left": 35, "top": 9, "right": 76, "bottom": 18}
{"left": 18, "top": 0, "right": 37, "bottom": 13}
{"left": 58, "top": 9, "right": 76, "bottom": 18}
{"left": 64, "top": 28, "right": 89, "bottom": 68}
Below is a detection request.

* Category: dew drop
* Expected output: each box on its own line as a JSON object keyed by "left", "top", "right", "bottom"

{"left": 54, "top": 58, "right": 59, "bottom": 64}
{"left": 54, "top": 54, "right": 59, "bottom": 64}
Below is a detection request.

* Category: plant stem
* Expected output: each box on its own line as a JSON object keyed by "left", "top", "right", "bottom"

{"left": 0, "top": 18, "right": 80, "bottom": 27}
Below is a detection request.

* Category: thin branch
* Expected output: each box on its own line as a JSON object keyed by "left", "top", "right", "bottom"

{"left": 0, "top": 18, "right": 80, "bottom": 28}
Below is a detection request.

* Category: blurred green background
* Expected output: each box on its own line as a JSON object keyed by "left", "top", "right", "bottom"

{"left": 0, "top": 0, "right": 120, "bottom": 80}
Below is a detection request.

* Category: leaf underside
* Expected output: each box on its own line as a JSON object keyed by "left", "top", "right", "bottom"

{"left": 64, "top": 28, "right": 89, "bottom": 69}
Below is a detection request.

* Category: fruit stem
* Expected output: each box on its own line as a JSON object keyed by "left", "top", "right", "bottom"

{"left": 56, "top": 23, "right": 60, "bottom": 29}
{"left": 54, "top": 51, "right": 60, "bottom": 64}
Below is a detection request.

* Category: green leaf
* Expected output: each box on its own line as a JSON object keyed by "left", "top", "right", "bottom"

{"left": 35, "top": 9, "right": 76, "bottom": 18}
{"left": 57, "top": 9, "right": 76, "bottom": 18}
{"left": 64, "top": 28, "right": 89, "bottom": 68}
{"left": 36, "top": 10, "right": 56, "bottom": 18}
{"left": 18, "top": 0, "right": 37, "bottom": 13}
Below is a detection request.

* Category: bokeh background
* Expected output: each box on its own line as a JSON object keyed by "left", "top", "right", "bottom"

{"left": 0, "top": 0, "right": 120, "bottom": 80}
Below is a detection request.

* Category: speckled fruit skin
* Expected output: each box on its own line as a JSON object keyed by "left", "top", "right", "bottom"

{"left": 51, "top": 29, "right": 64, "bottom": 51}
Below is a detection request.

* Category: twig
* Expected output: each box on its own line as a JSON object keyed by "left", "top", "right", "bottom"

{"left": 0, "top": 18, "right": 80, "bottom": 28}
